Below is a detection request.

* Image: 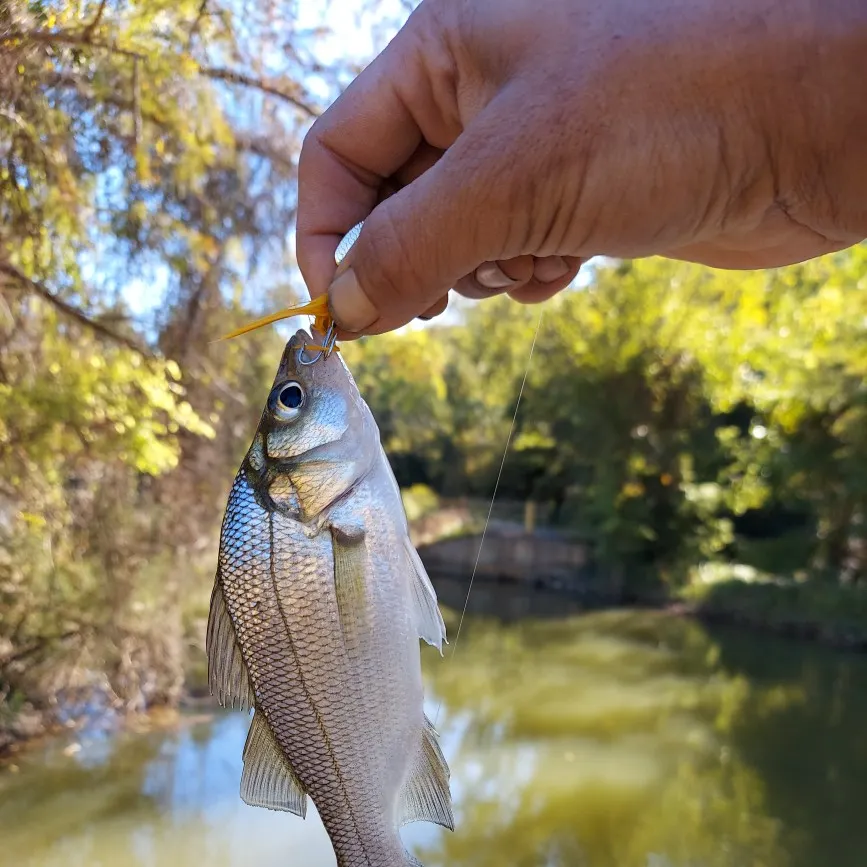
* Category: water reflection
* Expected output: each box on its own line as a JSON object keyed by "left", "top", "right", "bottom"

{"left": 0, "top": 712, "right": 336, "bottom": 867}
{"left": 419, "top": 597, "right": 790, "bottom": 867}
{"left": 2, "top": 579, "right": 867, "bottom": 867}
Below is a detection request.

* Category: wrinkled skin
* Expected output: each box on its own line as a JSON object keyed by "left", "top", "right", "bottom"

{"left": 296, "top": 0, "right": 867, "bottom": 335}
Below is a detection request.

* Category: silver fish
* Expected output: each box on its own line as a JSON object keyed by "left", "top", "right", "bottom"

{"left": 206, "top": 329, "right": 453, "bottom": 867}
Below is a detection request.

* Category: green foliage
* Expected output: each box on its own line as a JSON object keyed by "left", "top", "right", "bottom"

{"left": 401, "top": 484, "right": 441, "bottom": 523}
{"left": 0, "top": 0, "right": 335, "bottom": 733}
{"left": 342, "top": 328, "right": 450, "bottom": 455}
{"left": 681, "top": 570, "right": 867, "bottom": 646}
{"left": 0, "top": 307, "right": 214, "bottom": 479}
{"left": 349, "top": 247, "right": 867, "bottom": 591}
{"left": 519, "top": 270, "right": 730, "bottom": 576}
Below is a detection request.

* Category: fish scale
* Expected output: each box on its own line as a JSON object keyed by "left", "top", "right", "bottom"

{"left": 207, "top": 329, "right": 453, "bottom": 867}
{"left": 223, "top": 480, "right": 379, "bottom": 863}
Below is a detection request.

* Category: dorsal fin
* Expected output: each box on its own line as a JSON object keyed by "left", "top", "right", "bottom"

{"left": 403, "top": 537, "right": 447, "bottom": 652}
{"left": 206, "top": 580, "right": 254, "bottom": 711}
{"left": 397, "top": 715, "right": 454, "bottom": 830}
{"left": 240, "top": 711, "right": 308, "bottom": 817}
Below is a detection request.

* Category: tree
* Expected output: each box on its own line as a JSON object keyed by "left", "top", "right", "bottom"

{"left": 0, "top": 0, "right": 351, "bottom": 733}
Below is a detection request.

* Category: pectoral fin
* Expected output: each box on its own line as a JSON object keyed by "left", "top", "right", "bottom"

{"left": 404, "top": 537, "right": 447, "bottom": 652}
{"left": 241, "top": 711, "right": 308, "bottom": 817}
{"left": 331, "top": 530, "right": 369, "bottom": 643}
{"left": 398, "top": 715, "right": 454, "bottom": 831}
{"left": 206, "top": 580, "right": 254, "bottom": 711}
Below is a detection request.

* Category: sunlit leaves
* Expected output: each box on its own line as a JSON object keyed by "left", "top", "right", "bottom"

{"left": 0, "top": 0, "right": 330, "bottom": 721}
{"left": 0, "top": 304, "right": 213, "bottom": 479}
{"left": 342, "top": 327, "right": 450, "bottom": 454}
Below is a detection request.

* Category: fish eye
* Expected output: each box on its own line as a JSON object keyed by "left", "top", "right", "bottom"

{"left": 279, "top": 383, "right": 304, "bottom": 409}
{"left": 269, "top": 381, "right": 305, "bottom": 420}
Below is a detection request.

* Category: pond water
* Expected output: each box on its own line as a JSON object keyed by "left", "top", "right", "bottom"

{"left": 3, "top": 577, "right": 867, "bottom": 867}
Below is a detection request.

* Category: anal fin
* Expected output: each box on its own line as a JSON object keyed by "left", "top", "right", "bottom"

{"left": 241, "top": 711, "right": 308, "bottom": 817}
{"left": 398, "top": 714, "right": 454, "bottom": 831}
{"left": 404, "top": 537, "right": 447, "bottom": 652}
{"left": 206, "top": 580, "right": 254, "bottom": 711}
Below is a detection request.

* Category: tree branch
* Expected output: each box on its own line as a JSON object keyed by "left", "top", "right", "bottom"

{"left": 83, "top": 0, "right": 110, "bottom": 39}
{"left": 233, "top": 134, "right": 297, "bottom": 172}
{"left": 199, "top": 66, "right": 319, "bottom": 116}
{"left": 0, "top": 630, "right": 83, "bottom": 670}
{"left": 3, "top": 28, "right": 145, "bottom": 60}
{"left": 0, "top": 262, "right": 150, "bottom": 356}
{"left": 43, "top": 71, "right": 299, "bottom": 174}
{"left": 188, "top": 0, "right": 210, "bottom": 42}
{"left": 6, "top": 29, "right": 320, "bottom": 116}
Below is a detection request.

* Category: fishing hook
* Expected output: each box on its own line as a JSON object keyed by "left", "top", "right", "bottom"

{"left": 298, "top": 320, "right": 339, "bottom": 365}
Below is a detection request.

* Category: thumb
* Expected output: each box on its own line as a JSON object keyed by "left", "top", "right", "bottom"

{"left": 328, "top": 109, "right": 517, "bottom": 335}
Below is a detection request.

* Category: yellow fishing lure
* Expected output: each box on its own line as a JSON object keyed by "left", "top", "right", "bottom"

{"left": 217, "top": 222, "right": 363, "bottom": 348}
{"left": 217, "top": 294, "right": 337, "bottom": 350}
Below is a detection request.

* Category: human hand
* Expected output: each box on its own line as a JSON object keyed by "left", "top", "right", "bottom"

{"left": 296, "top": 0, "right": 867, "bottom": 336}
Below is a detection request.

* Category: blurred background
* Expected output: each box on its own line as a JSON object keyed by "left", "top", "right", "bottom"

{"left": 2, "top": 2, "right": 867, "bottom": 866}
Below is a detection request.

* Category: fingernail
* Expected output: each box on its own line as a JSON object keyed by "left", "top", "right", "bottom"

{"left": 475, "top": 262, "right": 520, "bottom": 289}
{"left": 533, "top": 256, "right": 570, "bottom": 283}
{"left": 328, "top": 267, "right": 378, "bottom": 332}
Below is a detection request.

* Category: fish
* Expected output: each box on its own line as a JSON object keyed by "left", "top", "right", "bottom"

{"left": 206, "top": 317, "right": 454, "bottom": 867}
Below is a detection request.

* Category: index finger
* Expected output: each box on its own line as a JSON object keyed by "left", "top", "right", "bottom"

{"left": 295, "top": 6, "right": 462, "bottom": 296}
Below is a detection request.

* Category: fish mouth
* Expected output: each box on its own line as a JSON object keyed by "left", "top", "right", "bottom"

{"left": 274, "top": 328, "right": 328, "bottom": 379}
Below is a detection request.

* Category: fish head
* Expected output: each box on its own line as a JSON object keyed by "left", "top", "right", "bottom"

{"left": 259, "top": 328, "right": 367, "bottom": 463}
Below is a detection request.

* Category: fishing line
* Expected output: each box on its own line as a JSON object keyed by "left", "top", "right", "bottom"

{"left": 433, "top": 307, "right": 545, "bottom": 728}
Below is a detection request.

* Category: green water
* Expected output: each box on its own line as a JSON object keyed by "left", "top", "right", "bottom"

{"left": 3, "top": 579, "right": 867, "bottom": 867}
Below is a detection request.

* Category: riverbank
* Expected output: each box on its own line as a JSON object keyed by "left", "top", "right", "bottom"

{"left": 0, "top": 702, "right": 187, "bottom": 765}
{"left": 416, "top": 524, "right": 867, "bottom": 651}
{"left": 6, "top": 514, "right": 867, "bottom": 757}
{"left": 674, "top": 567, "right": 867, "bottom": 651}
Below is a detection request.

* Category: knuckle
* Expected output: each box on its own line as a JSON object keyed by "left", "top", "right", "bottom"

{"left": 297, "top": 120, "right": 328, "bottom": 185}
